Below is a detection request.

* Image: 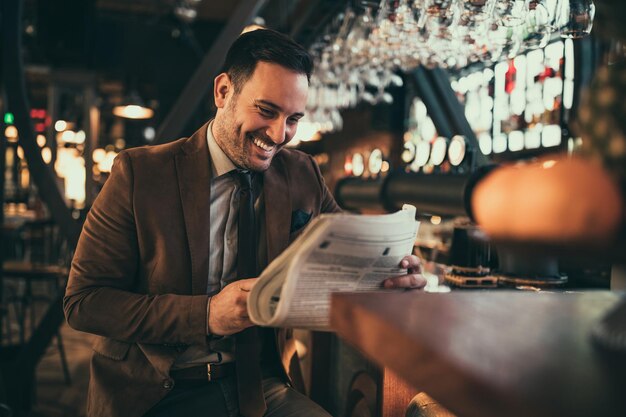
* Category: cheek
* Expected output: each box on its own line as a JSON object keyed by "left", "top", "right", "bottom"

{"left": 286, "top": 124, "right": 298, "bottom": 138}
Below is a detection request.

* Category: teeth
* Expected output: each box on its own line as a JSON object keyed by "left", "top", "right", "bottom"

{"left": 253, "top": 137, "right": 273, "bottom": 151}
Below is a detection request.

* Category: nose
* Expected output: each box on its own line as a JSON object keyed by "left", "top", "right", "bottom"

{"left": 266, "top": 119, "right": 287, "bottom": 145}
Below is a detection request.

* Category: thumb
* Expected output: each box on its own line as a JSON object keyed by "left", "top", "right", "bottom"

{"left": 237, "top": 278, "right": 257, "bottom": 292}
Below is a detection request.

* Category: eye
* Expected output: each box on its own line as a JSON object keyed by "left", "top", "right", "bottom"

{"left": 287, "top": 114, "right": 302, "bottom": 125}
{"left": 256, "top": 106, "right": 274, "bottom": 118}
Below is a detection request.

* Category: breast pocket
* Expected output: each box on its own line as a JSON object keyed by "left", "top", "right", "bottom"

{"left": 290, "top": 209, "right": 312, "bottom": 238}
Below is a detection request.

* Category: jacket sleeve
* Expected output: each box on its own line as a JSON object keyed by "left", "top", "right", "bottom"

{"left": 63, "top": 151, "right": 208, "bottom": 345}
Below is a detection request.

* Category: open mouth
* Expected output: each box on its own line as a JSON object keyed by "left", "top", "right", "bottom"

{"left": 251, "top": 135, "right": 275, "bottom": 152}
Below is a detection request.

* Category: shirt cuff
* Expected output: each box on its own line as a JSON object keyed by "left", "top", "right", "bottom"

{"left": 206, "top": 295, "right": 224, "bottom": 342}
{"left": 206, "top": 295, "right": 212, "bottom": 335}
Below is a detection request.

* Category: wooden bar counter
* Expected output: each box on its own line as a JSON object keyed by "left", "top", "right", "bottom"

{"left": 330, "top": 291, "right": 626, "bottom": 417}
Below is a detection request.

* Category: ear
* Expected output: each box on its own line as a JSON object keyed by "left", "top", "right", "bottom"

{"left": 214, "top": 73, "right": 232, "bottom": 109}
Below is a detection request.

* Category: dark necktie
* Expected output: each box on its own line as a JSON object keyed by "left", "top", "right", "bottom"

{"left": 234, "top": 170, "right": 266, "bottom": 417}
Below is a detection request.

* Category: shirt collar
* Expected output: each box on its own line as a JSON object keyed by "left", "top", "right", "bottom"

{"left": 207, "top": 120, "right": 237, "bottom": 177}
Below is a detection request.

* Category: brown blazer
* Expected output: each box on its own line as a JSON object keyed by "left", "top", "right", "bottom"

{"left": 63, "top": 123, "right": 340, "bottom": 417}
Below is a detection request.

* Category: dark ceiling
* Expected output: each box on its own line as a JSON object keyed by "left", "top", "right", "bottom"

{"left": 17, "top": 0, "right": 343, "bottom": 144}
{"left": 96, "top": 0, "right": 240, "bottom": 21}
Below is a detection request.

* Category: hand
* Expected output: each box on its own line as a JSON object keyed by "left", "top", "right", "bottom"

{"left": 208, "top": 278, "right": 256, "bottom": 336}
{"left": 382, "top": 255, "right": 426, "bottom": 290}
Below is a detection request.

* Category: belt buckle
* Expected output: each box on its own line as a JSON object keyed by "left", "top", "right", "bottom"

{"left": 207, "top": 363, "right": 212, "bottom": 382}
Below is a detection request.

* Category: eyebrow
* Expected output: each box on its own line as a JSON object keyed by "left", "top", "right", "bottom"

{"left": 255, "top": 99, "right": 305, "bottom": 118}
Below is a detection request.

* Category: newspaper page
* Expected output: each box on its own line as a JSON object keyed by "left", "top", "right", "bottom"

{"left": 248, "top": 205, "right": 419, "bottom": 331}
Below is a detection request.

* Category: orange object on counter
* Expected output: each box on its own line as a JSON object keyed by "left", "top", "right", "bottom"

{"left": 471, "top": 156, "right": 623, "bottom": 246}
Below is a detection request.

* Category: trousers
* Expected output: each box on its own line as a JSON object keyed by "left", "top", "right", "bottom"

{"left": 143, "top": 376, "right": 332, "bottom": 417}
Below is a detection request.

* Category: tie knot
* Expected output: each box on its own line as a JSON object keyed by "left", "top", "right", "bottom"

{"left": 235, "top": 169, "right": 253, "bottom": 190}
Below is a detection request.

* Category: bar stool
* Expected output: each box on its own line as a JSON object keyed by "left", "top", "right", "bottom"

{"left": 2, "top": 219, "right": 71, "bottom": 385}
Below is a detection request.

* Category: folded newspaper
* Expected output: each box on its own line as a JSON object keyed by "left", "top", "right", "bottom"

{"left": 248, "top": 204, "right": 420, "bottom": 331}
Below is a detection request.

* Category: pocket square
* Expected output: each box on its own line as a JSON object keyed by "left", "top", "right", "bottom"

{"left": 290, "top": 210, "right": 312, "bottom": 233}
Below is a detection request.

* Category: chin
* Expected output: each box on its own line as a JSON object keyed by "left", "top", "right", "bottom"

{"left": 247, "top": 160, "right": 272, "bottom": 172}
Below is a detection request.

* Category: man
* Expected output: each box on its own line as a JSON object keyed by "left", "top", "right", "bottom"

{"left": 64, "top": 29, "right": 425, "bottom": 417}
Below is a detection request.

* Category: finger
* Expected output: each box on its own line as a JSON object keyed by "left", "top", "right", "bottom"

{"left": 237, "top": 278, "right": 257, "bottom": 291}
{"left": 383, "top": 274, "right": 427, "bottom": 289}
{"left": 400, "top": 255, "right": 422, "bottom": 273}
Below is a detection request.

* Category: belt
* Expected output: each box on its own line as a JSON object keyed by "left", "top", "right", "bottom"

{"left": 170, "top": 363, "right": 236, "bottom": 383}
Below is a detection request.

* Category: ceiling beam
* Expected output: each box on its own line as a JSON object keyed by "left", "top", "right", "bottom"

{"left": 154, "top": 0, "right": 268, "bottom": 144}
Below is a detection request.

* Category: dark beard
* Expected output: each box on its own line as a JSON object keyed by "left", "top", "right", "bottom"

{"left": 213, "top": 115, "right": 248, "bottom": 169}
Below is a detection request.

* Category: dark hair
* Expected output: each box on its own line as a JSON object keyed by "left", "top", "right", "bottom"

{"left": 223, "top": 29, "right": 313, "bottom": 93}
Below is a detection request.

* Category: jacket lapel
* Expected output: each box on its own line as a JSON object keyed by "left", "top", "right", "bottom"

{"left": 175, "top": 124, "right": 212, "bottom": 295}
{"left": 263, "top": 156, "right": 291, "bottom": 264}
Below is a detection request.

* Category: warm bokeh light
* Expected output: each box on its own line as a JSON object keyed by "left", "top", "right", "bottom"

{"left": 55, "top": 120, "right": 67, "bottom": 132}
{"left": 508, "top": 131, "right": 524, "bottom": 152}
{"left": 41, "top": 147, "right": 52, "bottom": 164}
{"left": 368, "top": 149, "right": 383, "bottom": 175}
{"left": 5, "top": 148, "right": 14, "bottom": 166}
{"left": 55, "top": 148, "right": 77, "bottom": 178}
{"left": 144, "top": 126, "right": 156, "bottom": 141}
{"left": 75, "top": 130, "right": 86, "bottom": 144}
{"left": 430, "top": 137, "right": 447, "bottom": 166}
{"left": 20, "top": 167, "right": 30, "bottom": 189}
{"left": 414, "top": 141, "right": 431, "bottom": 168}
{"left": 352, "top": 153, "right": 364, "bottom": 176}
{"left": 61, "top": 130, "right": 76, "bottom": 143}
{"left": 53, "top": 147, "right": 86, "bottom": 205}
{"left": 448, "top": 135, "right": 466, "bottom": 166}
{"left": 344, "top": 156, "right": 353, "bottom": 176}
{"left": 115, "top": 138, "right": 126, "bottom": 149}
{"left": 65, "top": 160, "right": 86, "bottom": 204}
{"left": 36, "top": 134, "right": 46, "bottom": 147}
{"left": 5, "top": 125, "right": 18, "bottom": 141}
{"left": 113, "top": 104, "right": 154, "bottom": 119}
{"left": 98, "top": 151, "right": 118, "bottom": 173}
{"left": 289, "top": 121, "right": 322, "bottom": 147}
{"left": 92, "top": 148, "right": 106, "bottom": 164}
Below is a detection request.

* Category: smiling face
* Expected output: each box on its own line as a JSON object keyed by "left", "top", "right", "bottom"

{"left": 212, "top": 61, "right": 309, "bottom": 172}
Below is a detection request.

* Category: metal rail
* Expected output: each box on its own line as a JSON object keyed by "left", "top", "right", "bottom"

{"left": 1, "top": 0, "right": 81, "bottom": 247}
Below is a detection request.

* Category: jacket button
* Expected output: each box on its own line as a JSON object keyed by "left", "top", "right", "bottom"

{"left": 162, "top": 379, "right": 174, "bottom": 389}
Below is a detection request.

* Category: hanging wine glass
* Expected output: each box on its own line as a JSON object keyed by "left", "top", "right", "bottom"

{"left": 424, "top": 0, "right": 457, "bottom": 18}
{"left": 523, "top": 0, "right": 555, "bottom": 49}
{"left": 554, "top": 0, "right": 595, "bottom": 38}
{"left": 304, "top": 0, "right": 594, "bottom": 133}
{"left": 329, "top": 8, "right": 356, "bottom": 58}
{"left": 345, "top": 6, "right": 375, "bottom": 63}
{"left": 374, "top": 0, "right": 403, "bottom": 63}
{"left": 486, "top": 21, "right": 523, "bottom": 61}
{"left": 495, "top": 0, "right": 528, "bottom": 27}
{"left": 457, "top": 0, "right": 497, "bottom": 22}
{"left": 395, "top": 0, "right": 422, "bottom": 34}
